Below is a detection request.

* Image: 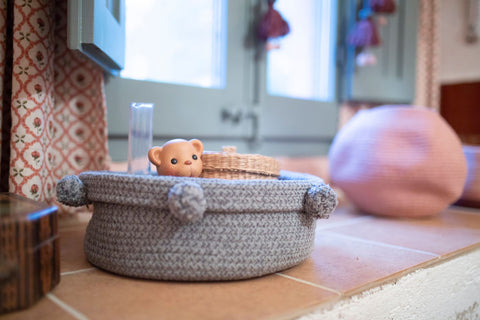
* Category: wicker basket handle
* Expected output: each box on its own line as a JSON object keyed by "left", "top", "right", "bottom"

{"left": 304, "top": 184, "right": 338, "bottom": 219}
{"left": 56, "top": 175, "right": 91, "bottom": 207}
{"left": 167, "top": 182, "right": 207, "bottom": 223}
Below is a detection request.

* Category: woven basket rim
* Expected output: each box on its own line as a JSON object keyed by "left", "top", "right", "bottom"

{"left": 201, "top": 148, "right": 280, "bottom": 177}
{"left": 201, "top": 166, "right": 279, "bottom": 177}
{"left": 79, "top": 170, "right": 322, "bottom": 185}
{"left": 77, "top": 170, "right": 331, "bottom": 214}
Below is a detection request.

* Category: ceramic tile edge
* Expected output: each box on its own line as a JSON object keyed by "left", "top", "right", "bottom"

{"left": 262, "top": 298, "right": 344, "bottom": 320}
{"left": 283, "top": 231, "right": 442, "bottom": 300}
{"left": 281, "top": 257, "right": 443, "bottom": 319}
{"left": 275, "top": 273, "right": 342, "bottom": 296}
{"left": 322, "top": 231, "right": 440, "bottom": 257}
{"left": 450, "top": 205, "right": 480, "bottom": 215}
{"left": 342, "top": 244, "right": 480, "bottom": 296}
{"left": 291, "top": 246, "right": 480, "bottom": 319}
{"left": 274, "top": 298, "right": 349, "bottom": 320}
{"left": 61, "top": 267, "right": 97, "bottom": 277}
{"left": 261, "top": 295, "right": 345, "bottom": 320}
{"left": 342, "top": 256, "right": 441, "bottom": 297}
{"left": 432, "top": 243, "right": 480, "bottom": 267}
{"left": 316, "top": 215, "right": 374, "bottom": 231}
{"left": 46, "top": 293, "right": 89, "bottom": 320}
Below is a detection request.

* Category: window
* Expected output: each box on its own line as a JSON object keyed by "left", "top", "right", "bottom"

{"left": 120, "top": 0, "right": 227, "bottom": 89}
{"left": 267, "top": 0, "right": 336, "bottom": 101}
{"left": 104, "top": 0, "right": 339, "bottom": 161}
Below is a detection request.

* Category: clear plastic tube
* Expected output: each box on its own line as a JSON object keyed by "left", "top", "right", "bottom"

{"left": 128, "top": 102, "right": 154, "bottom": 174}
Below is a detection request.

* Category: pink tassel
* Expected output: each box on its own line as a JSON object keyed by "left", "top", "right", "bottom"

{"left": 347, "top": 17, "right": 381, "bottom": 47}
{"left": 370, "top": 0, "right": 396, "bottom": 14}
{"left": 257, "top": 0, "right": 290, "bottom": 41}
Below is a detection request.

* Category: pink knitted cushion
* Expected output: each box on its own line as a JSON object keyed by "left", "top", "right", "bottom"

{"left": 329, "top": 105, "right": 467, "bottom": 217}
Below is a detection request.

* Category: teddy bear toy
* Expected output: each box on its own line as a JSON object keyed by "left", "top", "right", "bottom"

{"left": 148, "top": 139, "right": 204, "bottom": 177}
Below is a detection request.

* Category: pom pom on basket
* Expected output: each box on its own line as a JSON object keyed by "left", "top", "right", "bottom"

{"left": 56, "top": 175, "right": 90, "bottom": 207}
{"left": 328, "top": 105, "right": 467, "bottom": 217}
{"left": 56, "top": 170, "right": 337, "bottom": 281}
{"left": 167, "top": 182, "right": 207, "bottom": 223}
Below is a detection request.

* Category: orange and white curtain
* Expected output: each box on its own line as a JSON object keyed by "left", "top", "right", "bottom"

{"left": 0, "top": 0, "right": 109, "bottom": 211}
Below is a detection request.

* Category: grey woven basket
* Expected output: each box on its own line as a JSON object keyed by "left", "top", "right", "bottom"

{"left": 56, "top": 170, "right": 337, "bottom": 281}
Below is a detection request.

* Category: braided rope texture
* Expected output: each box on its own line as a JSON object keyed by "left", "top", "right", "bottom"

{"left": 77, "top": 171, "right": 336, "bottom": 281}
{"left": 85, "top": 204, "right": 316, "bottom": 281}
{"left": 79, "top": 171, "right": 328, "bottom": 213}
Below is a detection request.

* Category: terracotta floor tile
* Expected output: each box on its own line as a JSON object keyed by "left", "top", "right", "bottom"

{"left": 0, "top": 296, "right": 75, "bottom": 320}
{"left": 52, "top": 270, "right": 337, "bottom": 320}
{"left": 316, "top": 203, "right": 373, "bottom": 230}
{"left": 448, "top": 205, "right": 480, "bottom": 217}
{"left": 12, "top": 200, "right": 476, "bottom": 319}
{"left": 59, "top": 223, "right": 93, "bottom": 273}
{"left": 280, "top": 232, "right": 436, "bottom": 295}
{"left": 325, "top": 207, "right": 480, "bottom": 257}
{"left": 58, "top": 212, "right": 92, "bottom": 230}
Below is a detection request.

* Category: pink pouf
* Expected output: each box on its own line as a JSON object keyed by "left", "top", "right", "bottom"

{"left": 328, "top": 105, "right": 467, "bottom": 217}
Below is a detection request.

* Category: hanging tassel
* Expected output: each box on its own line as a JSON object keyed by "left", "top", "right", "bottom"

{"left": 356, "top": 49, "right": 378, "bottom": 67}
{"left": 370, "top": 0, "right": 396, "bottom": 14}
{"left": 347, "top": 0, "right": 381, "bottom": 67}
{"left": 257, "top": 0, "right": 290, "bottom": 47}
{"left": 347, "top": 17, "right": 381, "bottom": 47}
{"left": 347, "top": 0, "right": 381, "bottom": 47}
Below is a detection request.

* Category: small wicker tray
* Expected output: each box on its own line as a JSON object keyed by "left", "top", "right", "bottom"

{"left": 201, "top": 146, "right": 280, "bottom": 180}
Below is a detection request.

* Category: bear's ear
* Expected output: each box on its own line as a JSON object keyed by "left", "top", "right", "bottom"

{"left": 148, "top": 146, "right": 163, "bottom": 167}
{"left": 189, "top": 139, "right": 204, "bottom": 154}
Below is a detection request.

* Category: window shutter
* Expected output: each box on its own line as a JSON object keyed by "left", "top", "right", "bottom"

{"left": 68, "top": 0, "right": 125, "bottom": 74}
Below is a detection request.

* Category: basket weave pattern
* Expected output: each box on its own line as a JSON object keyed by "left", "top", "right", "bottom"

{"left": 56, "top": 171, "right": 337, "bottom": 281}
{"left": 85, "top": 203, "right": 315, "bottom": 281}
{"left": 200, "top": 146, "right": 280, "bottom": 180}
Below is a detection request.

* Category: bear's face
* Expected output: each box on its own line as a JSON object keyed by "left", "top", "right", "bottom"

{"left": 148, "top": 139, "right": 204, "bottom": 177}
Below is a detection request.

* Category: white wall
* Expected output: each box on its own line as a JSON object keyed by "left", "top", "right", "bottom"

{"left": 439, "top": 0, "right": 480, "bottom": 84}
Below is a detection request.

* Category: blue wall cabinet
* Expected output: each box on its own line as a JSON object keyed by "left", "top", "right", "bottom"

{"left": 68, "top": 0, "right": 125, "bottom": 74}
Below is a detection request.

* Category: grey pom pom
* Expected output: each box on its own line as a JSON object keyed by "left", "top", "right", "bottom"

{"left": 168, "top": 182, "right": 207, "bottom": 223}
{"left": 304, "top": 184, "right": 338, "bottom": 219}
{"left": 56, "top": 175, "right": 90, "bottom": 207}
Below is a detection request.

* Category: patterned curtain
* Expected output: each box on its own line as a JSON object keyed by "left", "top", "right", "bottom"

{"left": 0, "top": 0, "right": 109, "bottom": 211}
{"left": 414, "top": 0, "right": 440, "bottom": 110}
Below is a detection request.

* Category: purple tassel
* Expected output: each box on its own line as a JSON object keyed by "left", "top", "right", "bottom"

{"left": 257, "top": 0, "right": 290, "bottom": 41}
{"left": 370, "top": 0, "right": 396, "bottom": 14}
{"left": 347, "top": 17, "right": 381, "bottom": 47}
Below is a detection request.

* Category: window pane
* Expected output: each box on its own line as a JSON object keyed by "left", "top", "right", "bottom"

{"left": 266, "top": 0, "right": 337, "bottom": 101}
{"left": 121, "top": 0, "right": 227, "bottom": 89}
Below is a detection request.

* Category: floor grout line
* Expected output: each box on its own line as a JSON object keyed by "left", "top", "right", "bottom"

{"left": 316, "top": 215, "right": 374, "bottom": 231}
{"left": 275, "top": 273, "right": 342, "bottom": 296}
{"left": 449, "top": 206, "right": 480, "bottom": 216}
{"left": 47, "top": 293, "right": 89, "bottom": 320}
{"left": 324, "top": 231, "right": 440, "bottom": 257}
{"left": 58, "top": 225, "right": 89, "bottom": 233}
{"left": 61, "top": 267, "right": 97, "bottom": 276}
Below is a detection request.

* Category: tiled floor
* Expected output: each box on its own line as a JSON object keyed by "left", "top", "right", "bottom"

{"left": 2, "top": 201, "right": 480, "bottom": 320}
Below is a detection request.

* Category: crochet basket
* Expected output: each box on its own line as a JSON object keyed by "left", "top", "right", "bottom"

{"left": 56, "top": 170, "right": 337, "bottom": 281}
